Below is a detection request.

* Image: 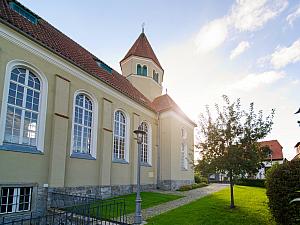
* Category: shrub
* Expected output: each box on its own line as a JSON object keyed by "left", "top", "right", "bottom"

{"left": 178, "top": 183, "right": 208, "bottom": 191}
{"left": 235, "top": 178, "right": 265, "bottom": 187}
{"left": 265, "top": 160, "right": 300, "bottom": 225}
{"left": 194, "top": 174, "right": 208, "bottom": 184}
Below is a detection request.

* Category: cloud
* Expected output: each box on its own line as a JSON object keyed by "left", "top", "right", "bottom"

{"left": 230, "top": 70, "right": 286, "bottom": 91}
{"left": 195, "top": 18, "right": 229, "bottom": 53}
{"left": 287, "top": 5, "right": 300, "bottom": 26}
{"left": 270, "top": 39, "right": 300, "bottom": 69}
{"left": 229, "top": 0, "right": 288, "bottom": 32}
{"left": 195, "top": 0, "right": 287, "bottom": 53}
{"left": 230, "top": 41, "right": 250, "bottom": 59}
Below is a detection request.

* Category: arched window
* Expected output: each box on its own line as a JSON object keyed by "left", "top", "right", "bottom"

{"left": 140, "top": 122, "right": 151, "bottom": 164}
{"left": 3, "top": 67, "right": 41, "bottom": 147}
{"left": 136, "top": 64, "right": 142, "bottom": 75}
{"left": 113, "top": 110, "right": 127, "bottom": 161}
{"left": 153, "top": 70, "right": 159, "bottom": 83}
{"left": 142, "top": 65, "right": 147, "bottom": 76}
{"left": 181, "top": 128, "right": 188, "bottom": 170}
{"left": 72, "top": 93, "right": 94, "bottom": 155}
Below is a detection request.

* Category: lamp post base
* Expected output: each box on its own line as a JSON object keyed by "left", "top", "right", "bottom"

{"left": 134, "top": 197, "right": 142, "bottom": 224}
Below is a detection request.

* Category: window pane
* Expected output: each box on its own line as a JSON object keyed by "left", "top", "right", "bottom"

{"left": 73, "top": 94, "right": 93, "bottom": 154}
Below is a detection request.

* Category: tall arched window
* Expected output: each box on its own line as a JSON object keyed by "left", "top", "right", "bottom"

{"left": 72, "top": 93, "right": 93, "bottom": 155}
{"left": 3, "top": 67, "right": 41, "bottom": 147}
{"left": 181, "top": 128, "right": 188, "bottom": 170}
{"left": 113, "top": 110, "right": 127, "bottom": 161}
{"left": 140, "top": 122, "right": 150, "bottom": 164}
{"left": 142, "top": 65, "right": 148, "bottom": 76}
{"left": 136, "top": 64, "right": 142, "bottom": 75}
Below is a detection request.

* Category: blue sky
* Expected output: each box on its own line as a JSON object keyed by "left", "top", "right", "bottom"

{"left": 19, "top": 0, "right": 300, "bottom": 159}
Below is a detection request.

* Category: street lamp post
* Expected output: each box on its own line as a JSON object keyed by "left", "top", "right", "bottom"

{"left": 133, "top": 125, "right": 146, "bottom": 225}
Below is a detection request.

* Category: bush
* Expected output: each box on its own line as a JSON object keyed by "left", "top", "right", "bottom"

{"left": 178, "top": 183, "right": 208, "bottom": 191}
{"left": 235, "top": 178, "right": 265, "bottom": 187}
{"left": 265, "top": 160, "right": 300, "bottom": 225}
{"left": 194, "top": 174, "right": 208, "bottom": 184}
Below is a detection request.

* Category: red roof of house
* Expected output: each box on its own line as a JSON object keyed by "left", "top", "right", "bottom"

{"left": 0, "top": 0, "right": 155, "bottom": 111}
{"left": 153, "top": 94, "right": 196, "bottom": 126}
{"left": 259, "top": 140, "right": 284, "bottom": 160}
{"left": 0, "top": 0, "right": 195, "bottom": 126}
{"left": 120, "top": 32, "right": 163, "bottom": 70}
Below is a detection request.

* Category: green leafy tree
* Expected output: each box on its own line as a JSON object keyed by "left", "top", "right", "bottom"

{"left": 196, "top": 95, "right": 274, "bottom": 208}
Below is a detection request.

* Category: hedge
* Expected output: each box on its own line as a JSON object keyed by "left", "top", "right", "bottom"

{"left": 177, "top": 183, "right": 208, "bottom": 191}
{"left": 265, "top": 160, "right": 300, "bottom": 225}
{"left": 235, "top": 178, "right": 265, "bottom": 187}
{"left": 194, "top": 174, "right": 208, "bottom": 184}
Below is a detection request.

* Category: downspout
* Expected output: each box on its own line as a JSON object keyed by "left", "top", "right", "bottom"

{"left": 156, "top": 112, "right": 161, "bottom": 188}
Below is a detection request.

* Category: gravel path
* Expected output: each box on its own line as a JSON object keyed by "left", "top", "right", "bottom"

{"left": 126, "top": 183, "right": 228, "bottom": 224}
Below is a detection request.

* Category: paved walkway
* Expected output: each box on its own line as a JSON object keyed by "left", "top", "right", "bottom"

{"left": 126, "top": 183, "right": 228, "bottom": 224}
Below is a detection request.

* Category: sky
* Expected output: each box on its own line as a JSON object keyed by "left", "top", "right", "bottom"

{"left": 19, "top": 0, "right": 300, "bottom": 159}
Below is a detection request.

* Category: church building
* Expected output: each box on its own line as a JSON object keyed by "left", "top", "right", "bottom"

{"left": 0, "top": 0, "right": 195, "bottom": 217}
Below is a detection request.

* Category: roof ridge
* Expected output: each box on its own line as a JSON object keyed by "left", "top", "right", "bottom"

{"left": 0, "top": 0, "right": 156, "bottom": 112}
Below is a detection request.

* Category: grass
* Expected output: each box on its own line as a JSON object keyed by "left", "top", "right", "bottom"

{"left": 147, "top": 186, "right": 276, "bottom": 225}
{"left": 73, "top": 192, "right": 183, "bottom": 220}
{"left": 112, "top": 192, "right": 183, "bottom": 214}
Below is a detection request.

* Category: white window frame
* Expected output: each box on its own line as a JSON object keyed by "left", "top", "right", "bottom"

{"left": 70, "top": 90, "right": 98, "bottom": 158}
{"left": 0, "top": 60, "right": 48, "bottom": 152}
{"left": 0, "top": 186, "right": 32, "bottom": 214}
{"left": 140, "top": 121, "right": 152, "bottom": 166}
{"left": 112, "top": 109, "right": 130, "bottom": 162}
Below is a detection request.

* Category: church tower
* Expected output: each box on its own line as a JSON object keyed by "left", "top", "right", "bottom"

{"left": 120, "top": 31, "right": 164, "bottom": 101}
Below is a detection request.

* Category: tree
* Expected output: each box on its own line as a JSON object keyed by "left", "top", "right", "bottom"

{"left": 196, "top": 95, "right": 274, "bottom": 208}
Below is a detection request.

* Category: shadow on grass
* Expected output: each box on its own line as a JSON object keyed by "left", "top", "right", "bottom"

{"left": 147, "top": 187, "right": 275, "bottom": 225}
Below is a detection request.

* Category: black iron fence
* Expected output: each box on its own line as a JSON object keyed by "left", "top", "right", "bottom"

{"left": 1, "top": 192, "right": 129, "bottom": 225}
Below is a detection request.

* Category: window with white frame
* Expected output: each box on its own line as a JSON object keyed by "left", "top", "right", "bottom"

{"left": 72, "top": 93, "right": 93, "bottom": 154}
{"left": 3, "top": 67, "right": 41, "bottom": 147}
{"left": 141, "top": 122, "right": 150, "bottom": 164}
{"left": 113, "top": 110, "right": 127, "bottom": 161}
{"left": 181, "top": 128, "right": 188, "bottom": 170}
{"left": 0, "top": 187, "right": 32, "bottom": 214}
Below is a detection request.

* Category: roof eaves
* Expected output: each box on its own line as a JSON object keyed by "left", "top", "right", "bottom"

{"left": 0, "top": 17, "right": 156, "bottom": 113}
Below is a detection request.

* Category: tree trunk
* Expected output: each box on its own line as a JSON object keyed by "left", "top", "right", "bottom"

{"left": 229, "top": 170, "right": 235, "bottom": 209}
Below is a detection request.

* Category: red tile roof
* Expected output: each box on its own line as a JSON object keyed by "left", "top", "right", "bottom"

{"left": 120, "top": 32, "right": 163, "bottom": 70}
{"left": 0, "top": 0, "right": 156, "bottom": 111}
{"left": 153, "top": 94, "right": 196, "bottom": 126}
{"left": 259, "top": 140, "right": 284, "bottom": 160}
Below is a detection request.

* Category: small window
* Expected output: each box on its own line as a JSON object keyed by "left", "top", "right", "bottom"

{"left": 142, "top": 66, "right": 147, "bottom": 76}
{"left": 0, "top": 187, "right": 32, "bottom": 214}
{"left": 153, "top": 70, "right": 159, "bottom": 83}
{"left": 181, "top": 143, "right": 188, "bottom": 170}
{"left": 9, "top": 2, "right": 38, "bottom": 24}
{"left": 137, "top": 64, "right": 142, "bottom": 75}
{"left": 96, "top": 60, "right": 112, "bottom": 74}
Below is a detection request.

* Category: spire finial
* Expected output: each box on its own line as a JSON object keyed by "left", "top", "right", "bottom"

{"left": 142, "top": 22, "right": 145, "bottom": 33}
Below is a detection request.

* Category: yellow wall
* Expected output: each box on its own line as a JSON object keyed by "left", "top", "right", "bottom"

{"left": 120, "top": 57, "right": 163, "bottom": 101}
{"left": 0, "top": 23, "right": 194, "bottom": 190}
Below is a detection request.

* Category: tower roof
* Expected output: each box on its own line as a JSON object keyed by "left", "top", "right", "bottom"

{"left": 121, "top": 32, "right": 163, "bottom": 70}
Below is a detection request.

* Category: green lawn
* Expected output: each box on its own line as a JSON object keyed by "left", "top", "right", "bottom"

{"left": 79, "top": 192, "right": 182, "bottom": 219}
{"left": 116, "top": 192, "right": 183, "bottom": 214}
{"left": 147, "top": 186, "right": 275, "bottom": 225}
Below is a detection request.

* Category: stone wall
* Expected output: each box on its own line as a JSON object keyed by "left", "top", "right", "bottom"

{"left": 159, "top": 180, "right": 194, "bottom": 190}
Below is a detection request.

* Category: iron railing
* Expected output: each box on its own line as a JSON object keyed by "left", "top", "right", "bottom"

{"left": 1, "top": 192, "right": 129, "bottom": 225}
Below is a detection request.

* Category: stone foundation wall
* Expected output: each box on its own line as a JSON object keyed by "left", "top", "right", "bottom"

{"left": 159, "top": 180, "right": 194, "bottom": 190}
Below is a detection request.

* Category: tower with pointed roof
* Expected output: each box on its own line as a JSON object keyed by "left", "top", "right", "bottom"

{"left": 120, "top": 31, "right": 164, "bottom": 101}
